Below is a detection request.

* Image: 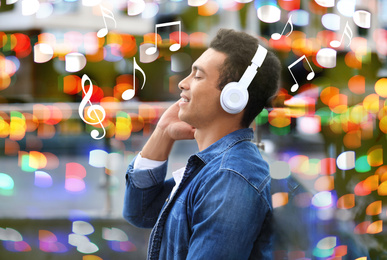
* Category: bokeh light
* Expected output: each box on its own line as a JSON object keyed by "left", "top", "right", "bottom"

{"left": 337, "top": 0, "right": 355, "bottom": 17}
{"left": 0, "top": 0, "right": 387, "bottom": 258}
{"left": 65, "top": 53, "right": 87, "bottom": 72}
{"left": 321, "top": 14, "right": 341, "bottom": 31}
{"left": 188, "top": 0, "right": 208, "bottom": 6}
{"left": 0, "top": 173, "right": 14, "bottom": 193}
{"left": 39, "top": 230, "right": 67, "bottom": 253}
{"left": 257, "top": 5, "right": 281, "bottom": 24}
{"left": 72, "top": 221, "right": 94, "bottom": 235}
{"left": 272, "top": 192, "right": 289, "bottom": 208}
{"left": 289, "top": 9, "right": 309, "bottom": 27}
{"left": 315, "top": 0, "right": 335, "bottom": 7}
{"left": 270, "top": 161, "right": 291, "bottom": 179}
{"left": 128, "top": 0, "right": 146, "bottom": 16}
{"left": 312, "top": 191, "right": 333, "bottom": 208}
{"left": 198, "top": 1, "right": 219, "bottom": 16}
{"left": 336, "top": 151, "right": 355, "bottom": 170}
{"left": 353, "top": 10, "right": 371, "bottom": 29}
{"left": 65, "top": 163, "right": 86, "bottom": 193}
{"left": 34, "top": 44, "right": 54, "bottom": 63}
{"left": 337, "top": 194, "right": 355, "bottom": 209}
{"left": 89, "top": 149, "right": 108, "bottom": 168}
{"left": 34, "top": 171, "right": 53, "bottom": 188}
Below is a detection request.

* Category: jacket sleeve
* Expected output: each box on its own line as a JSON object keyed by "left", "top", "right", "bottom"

{"left": 186, "top": 169, "right": 272, "bottom": 259}
{"left": 123, "top": 155, "right": 175, "bottom": 228}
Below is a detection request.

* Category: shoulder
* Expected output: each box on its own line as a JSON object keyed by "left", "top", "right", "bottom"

{"left": 220, "top": 141, "right": 270, "bottom": 191}
{"left": 196, "top": 141, "right": 271, "bottom": 207}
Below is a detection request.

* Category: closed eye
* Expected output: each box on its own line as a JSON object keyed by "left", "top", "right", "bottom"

{"left": 192, "top": 65, "right": 206, "bottom": 80}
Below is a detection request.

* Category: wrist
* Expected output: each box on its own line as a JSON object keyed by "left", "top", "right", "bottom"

{"left": 140, "top": 127, "right": 175, "bottom": 161}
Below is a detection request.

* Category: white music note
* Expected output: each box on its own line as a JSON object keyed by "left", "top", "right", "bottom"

{"left": 330, "top": 21, "right": 352, "bottom": 48}
{"left": 145, "top": 21, "right": 181, "bottom": 55}
{"left": 122, "top": 57, "right": 146, "bottom": 100}
{"left": 288, "top": 55, "right": 315, "bottom": 92}
{"left": 271, "top": 15, "right": 293, "bottom": 40}
{"left": 97, "top": 5, "right": 117, "bottom": 38}
{"left": 79, "top": 74, "right": 107, "bottom": 139}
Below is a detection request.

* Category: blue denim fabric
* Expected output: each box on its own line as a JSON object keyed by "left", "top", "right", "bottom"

{"left": 123, "top": 128, "right": 273, "bottom": 260}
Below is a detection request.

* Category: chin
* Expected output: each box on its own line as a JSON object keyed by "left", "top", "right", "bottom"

{"left": 178, "top": 112, "right": 193, "bottom": 126}
{"left": 177, "top": 110, "right": 184, "bottom": 120}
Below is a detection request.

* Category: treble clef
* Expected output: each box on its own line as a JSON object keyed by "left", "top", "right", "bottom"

{"left": 78, "top": 74, "right": 106, "bottom": 140}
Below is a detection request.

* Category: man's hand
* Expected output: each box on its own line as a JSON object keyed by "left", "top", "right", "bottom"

{"left": 140, "top": 100, "right": 195, "bottom": 161}
{"left": 157, "top": 100, "right": 195, "bottom": 141}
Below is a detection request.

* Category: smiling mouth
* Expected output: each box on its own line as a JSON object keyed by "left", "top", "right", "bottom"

{"left": 179, "top": 97, "right": 189, "bottom": 107}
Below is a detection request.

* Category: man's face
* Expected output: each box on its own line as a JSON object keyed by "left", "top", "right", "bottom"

{"left": 177, "top": 48, "right": 227, "bottom": 129}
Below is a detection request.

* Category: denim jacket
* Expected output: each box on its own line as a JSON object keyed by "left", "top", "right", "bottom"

{"left": 123, "top": 128, "right": 273, "bottom": 260}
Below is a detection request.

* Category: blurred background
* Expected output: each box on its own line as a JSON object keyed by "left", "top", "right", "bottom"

{"left": 0, "top": 0, "right": 387, "bottom": 259}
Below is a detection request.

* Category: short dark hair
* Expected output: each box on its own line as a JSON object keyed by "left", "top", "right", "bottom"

{"left": 209, "top": 29, "right": 281, "bottom": 128}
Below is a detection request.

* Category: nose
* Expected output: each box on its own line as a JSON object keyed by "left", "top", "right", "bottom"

{"left": 178, "top": 75, "right": 190, "bottom": 90}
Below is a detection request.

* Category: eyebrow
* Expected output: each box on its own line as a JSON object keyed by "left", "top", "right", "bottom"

{"left": 192, "top": 65, "right": 206, "bottom": 75}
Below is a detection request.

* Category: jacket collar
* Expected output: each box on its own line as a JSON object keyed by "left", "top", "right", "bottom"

{"left": 195, "top": 128, "right": 254, "bottom": 165}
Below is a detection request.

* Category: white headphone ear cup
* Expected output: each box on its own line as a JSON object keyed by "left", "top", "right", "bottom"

{"left": 220, "top": 82, "right": 249, "bottom": 114}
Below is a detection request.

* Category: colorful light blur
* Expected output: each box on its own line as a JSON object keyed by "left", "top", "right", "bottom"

{"left": 39, "top": 230, "right": 68, "bottom": 253}
{"left": 102, "top": 227, "right": 137, "bottom": 252}
{"left": 1, "top": 0, "right": 387, "bottom": 258}
{"left": 65, "top": 163, "right": 86, "bottom": 193}
{"left": 0, "top": 227, "right": 31, "bottom": 252}
{"left": 34, "top": 171, "right": 53, "bottom": 188}
{"left": 0, "top": 173, "right": 14, "bottom": 196}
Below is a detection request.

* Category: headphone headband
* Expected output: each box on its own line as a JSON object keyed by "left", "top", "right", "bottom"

{"left": 238, "top": 45, "right": 268, "bottom": 90}
{"left": 251, "top": 45, "right": 268, "bottom": 68}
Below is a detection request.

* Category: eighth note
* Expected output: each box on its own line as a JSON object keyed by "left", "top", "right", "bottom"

{"left": 271, "top": 15, "right": 293, "bottom": 40}
{"left": 288, "top": 55, "right": 315, "bottom": 92}
{"left": 330, "top": 21, "right": 352, "bottom": 48}
{"left": 122, "top": 57, "right": 146, "bottom": 100}
{"left": 79, "top": 74, "right": 107, "bottom": 140}
{"left": 97, "top": 5, "right": 117, "bottom": 38}
{"left": 145, "top": 21, "right": 181, "bottom": 55}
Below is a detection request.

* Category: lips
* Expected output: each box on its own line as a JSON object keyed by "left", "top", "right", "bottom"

{"left": 179, "top": 95, "right": 190, "bottom": 108}
{"left": 180, "top": 94, "right": 190, "bottom": 102}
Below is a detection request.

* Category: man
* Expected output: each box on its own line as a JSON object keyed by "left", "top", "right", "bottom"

{"left": 123, "top": 29, "right": 281, "bottom": 259}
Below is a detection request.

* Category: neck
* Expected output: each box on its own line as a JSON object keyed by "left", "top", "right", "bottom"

{"left": 194, "top": 120, "right": 243, "bottom": 151}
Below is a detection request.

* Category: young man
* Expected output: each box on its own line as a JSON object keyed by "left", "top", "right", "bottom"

{"left": 123, "top": 29, "right": 281, "bottom": 259}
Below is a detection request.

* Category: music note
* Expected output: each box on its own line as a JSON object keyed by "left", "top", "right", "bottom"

{"left": 330, "top": 21, "right": 352, "bottom": 48}
{"left": 145, "top": 21, "right": 181, "bottom": 55}
{"left": 97, "top": 5, "right": 117, "bottom": 38}
{"left": 271, "top": 15, "right": 293, "bottom": 40}
{"left": 122, "top": 57, "right": 146, "bottom": 100}
{"left": 78, "top": 74, "right": 107, "bottom": 140}
{"left": 288, "top": 55, "right": 315, "bottom": 92}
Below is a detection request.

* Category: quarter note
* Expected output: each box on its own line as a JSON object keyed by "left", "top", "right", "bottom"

{"left": 288, "top": 55, "right": 315, "bottom": 92}
{"left": 97, "top": 5, "right": 117, "bottom": 38}
{"left": 330, "top": 21, "right": 352, "bottom": 48}
{"left": 78, "top": 74, "right": 107, "bottom": 140}
{"left": 271, "top": 15, "right": 293, "bottom": 40}
{"left": 122, "top": 57, "right": 146, "bottom": 100}
{"left": 145, "top": 21, "right": 181, "bottom": 55}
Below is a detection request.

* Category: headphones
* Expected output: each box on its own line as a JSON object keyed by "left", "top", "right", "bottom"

{"left": 220, "top": 44, "right": 268, "bottom": 114}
